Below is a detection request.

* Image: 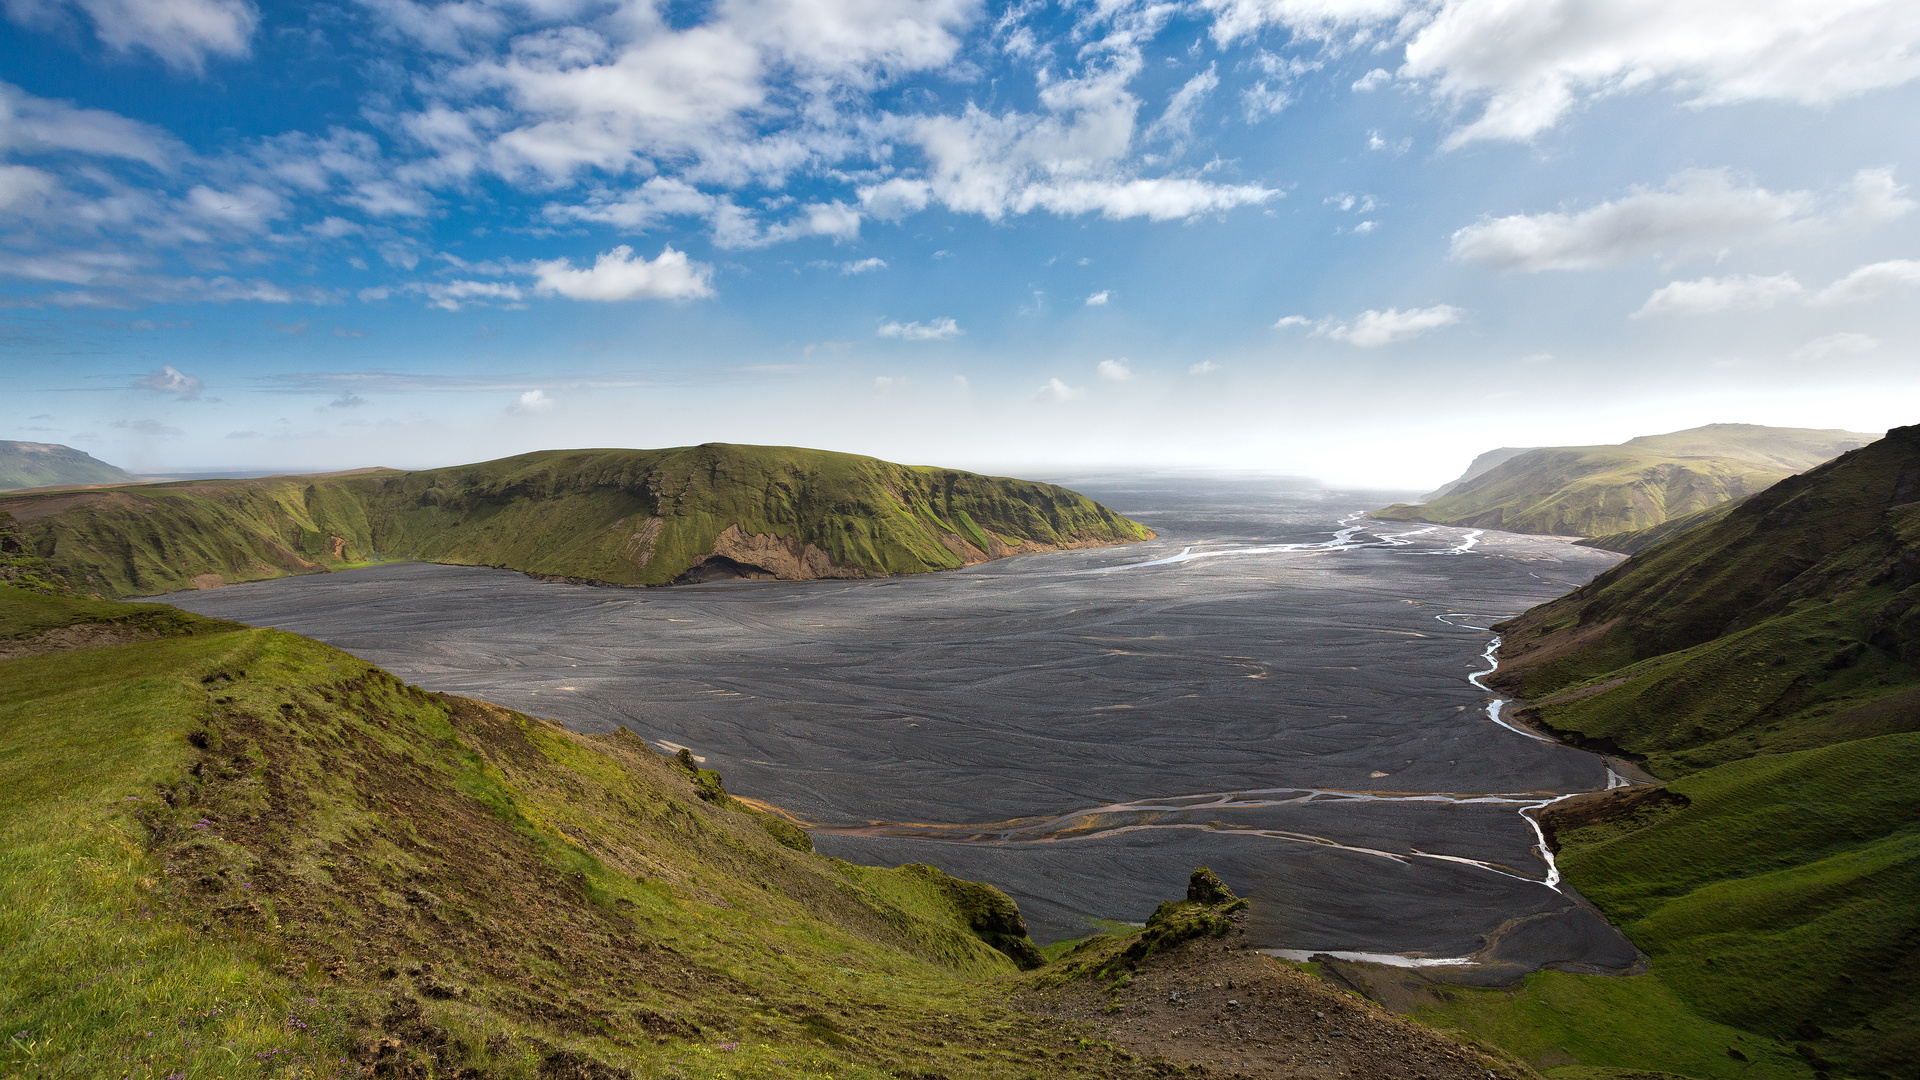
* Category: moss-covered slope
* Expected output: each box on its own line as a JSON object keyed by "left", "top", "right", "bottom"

{"left": 1, "top": 444, "right": 1152, "bottom": 598}
{"left": 0, "top": 584, "right": 1120, "bottom": 1079}
{"left": 1376, "top": 424, "right": 1875, "bottom": 537}
{"left": 0, "top": 440, "right": 137, "bottom": 491}
{"left": 1475, "top": 425, "right": 1920, "bottom": 1078}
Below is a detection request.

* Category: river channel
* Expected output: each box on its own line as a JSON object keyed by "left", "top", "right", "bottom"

{"left": 160, "top": 475, "right": 1640, "bottom": 980}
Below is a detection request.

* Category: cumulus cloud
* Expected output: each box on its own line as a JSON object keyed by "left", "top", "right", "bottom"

{"left": 530, "top": 245, "right": 715, "bottom": 302}
{"left": 1450, "top": 168, "right": 1910, "bottom": 272}
{"left": 1034, "top": 377, "right": 1083, "bottom": 402}
{"left": 1792, "top": 331, "right": 1880, "bottom": 360}
{"left": 1633, "top": 273, "right": 1804, "bottom": 318}
{"left": 1812, "top": 259, "right": 1920, "bottom": 304}
{"left": 1278, "top": 304, "right": 1463, "bottom": 346}
{"left": 895, "top": 58, "right": 1280, "bottom": 222}
{"left": 136, "top": 364, "right": 203, "bottom": 396}
{"left": 1085, "top": 290, "right": 1110, "bottom": 306}
{"left": 508, "top": 389, "right": 556, "bottom": 414}
{"left": 416, "top": 279, "right": 525, "bottom": 311}
{"left": 1188, "top": 360, "right": 1219, "bottom": 374}
{"left": 840, "top": 257, "right": 887, "bottom": 274}
{"left": 326, "top": 393, "right": 369, "bottom": 409}
{"left": 877, "top": 316, "right": 961, "bottom": 340}
{"left": 1097, "top": 358, "right": 1134, "bottom": 380}
{"left": 9, "top": 0, "right": 258, "bottom": 74}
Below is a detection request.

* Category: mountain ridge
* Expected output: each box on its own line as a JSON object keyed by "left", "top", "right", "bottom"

{"left": 0, "top": 440, "right": 139, "bottom": 491}
{"left": 0, "top": 443, "right": 1154, "bottom": 598}
{"left": 1376, "top": 423, "right": 1878, "bottom": 537}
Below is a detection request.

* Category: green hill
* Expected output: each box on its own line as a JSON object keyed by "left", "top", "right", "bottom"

{"left": 1375, "top": 424, "right": 1876, "bottom": 537}
{"left": 0, "top": 441, "right": 138, "bottom": 491}
{"left": 1436, "top": 425, "right": 1920, "bottom": 1078}
{"left": 0, "top": 444, "right": 1152, "bottom": 598}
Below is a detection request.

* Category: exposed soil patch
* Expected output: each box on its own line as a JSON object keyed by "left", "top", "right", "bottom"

{"left": 1023, "top": 928, "right": 1526, "bottom": 1080}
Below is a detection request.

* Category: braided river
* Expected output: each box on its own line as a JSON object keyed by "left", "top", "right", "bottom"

{"left": 162, "top": 476, "right": 1641, "bottom": 981}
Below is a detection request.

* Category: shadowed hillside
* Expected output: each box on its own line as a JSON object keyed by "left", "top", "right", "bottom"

{"left": 0, "top": 444, "right": 1152, "bottom": 598}
{"left": 1376, "top": 424, "right": 1876, "bottom": 537}
{"left": 0, "top": 441, "right": 138, "bottom": 491}
{"left": 1453, "top": 425, "right": 1920, "bottom": 1078}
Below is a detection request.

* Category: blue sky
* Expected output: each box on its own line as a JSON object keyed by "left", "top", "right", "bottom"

{"left": 3, "top": 0, "right": 1918, "bottom": 486}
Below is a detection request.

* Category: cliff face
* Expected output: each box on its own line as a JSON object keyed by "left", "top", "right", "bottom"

{"left": 0, "top": 444, "right": 1153, "bottom": 597}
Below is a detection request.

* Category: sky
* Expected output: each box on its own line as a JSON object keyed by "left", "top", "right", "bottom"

{"left": 2, "top": 0, "right": 1918, "bottom": 487}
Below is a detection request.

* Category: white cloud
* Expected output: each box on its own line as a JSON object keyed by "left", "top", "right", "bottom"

{"left": 1279, "top": 305, "right": 1463, "bottom": 346}
{"left": 415, "top": 279, "right": 524, "bottom": 310}
{"left": 544, "top": 178, "right": 719, "bottom": 232}
{"left": 1632, "top": 273, "right": 1804, "bottom": 318}
{"left": 10, "top": 0, "right": 258, "bottom": 73}
{"left": 136, "top": 364, "right": 203, "bottom": 396}
{"left": 840, "top": 257, "right": 887, "bottom": 274}
{"left": 1188, "top": 360, "right": 1219, "bottom": 375}
{"left": 1190, "top": 1, "right": 1920, "bottom": 147}
{"left": 877, "top": 316, "right": 961, "bottom": 340}
{"left": 902, "top": 58, "right": 1281, "bottom": 222}
{"left": 0, "top": 83, "right": 180, "bottom": 167}
{"left": 1449, "top": 168, "right": 1911, "bottom": 272}
{"left": 1352, "top": 68, "right": 1390, "bottom": 92}
{"left": 1792, "top": 331, "right": 1880, "bottom": 360}
{"left": 1812, "top": 259, "right": 1920, "bottom": 304}
{"left": 1034, "top": 377, "right": 1083, "bottom": 401}
{"left": 1085, "top": 290, "right": 1110, "bottom": 306}
{"left": 508, "top": 388, "right": 557, "bottom": 413}
{"left": 1097, "top": 358, "right": 1133, "bottom": 380}
{"left": 1200, "top": 0, "right": 1408, "bottom": 47}
{"left": 1146, "top": 64, "right": 1219, "bottom": 145}
{"left": 1401, "top": 0, "right": 1920, "bottom": 149}
{"left": 530, "top": 245, "right": 715, "bottom": 302}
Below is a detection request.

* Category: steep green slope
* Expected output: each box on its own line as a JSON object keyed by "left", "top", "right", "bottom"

{"left": 1576, "top": 496, "right": 1747, "bottom": 555}
{"left": 1, "top": 444, "right": 1152, "bottom": 598}
{"left": 0, "top": 440, "right": 138, "bottom": 491}
{"left": 1376, "top": 424, "right": 1875, "bottom": 537}
{"left": 0, "top": 585, "right": 1103, "bottom": 1079}
{"left": 1470, "top": 425, "right": 1920, "bottom": 1078}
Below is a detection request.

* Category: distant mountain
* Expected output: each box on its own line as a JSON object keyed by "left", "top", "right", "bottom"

{"left": 1492, "top": 426, "right": 1919, "bottom": 1076}
{"left": 1420, "top": 445, "right": 1537, "bottom": 501}
{"left": 0, "top": 443, "right": 1153, "bottom": 597}
{"left": 0, "top": 441, "right": 137, "bottom": 491}
{"left": 1375, "top": 423, "right": 1877, "bottom": 536}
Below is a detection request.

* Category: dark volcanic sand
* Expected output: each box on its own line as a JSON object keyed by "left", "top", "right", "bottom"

{"left": 160, "top": 477, "right": 1637, "bottom": 977}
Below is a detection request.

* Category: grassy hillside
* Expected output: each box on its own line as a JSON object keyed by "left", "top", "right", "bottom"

{"left": 0, "top": 441, "right": 137, "bottom": 491}
{"left": 0, "top": 583, "right": 1516, "bottom": 1079}
{"left": 1575, "top": 497, "right": 1746, "bottom": 555}
{"left": 0, "top": 444, "right": 1152, "bottom": 598}
{"left": 1375, "top": 424, "right": 1875, "bottom": 537}
{"left": 0, "top": 583, "right": 1087, "bottom": 1078}
{"left": 1432, "top": 425, "right": 1920, "bottom": 1078}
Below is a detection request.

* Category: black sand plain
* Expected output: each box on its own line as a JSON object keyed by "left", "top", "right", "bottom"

{"left": 161, "top": 477, "right": 1636, "bottom": 979}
